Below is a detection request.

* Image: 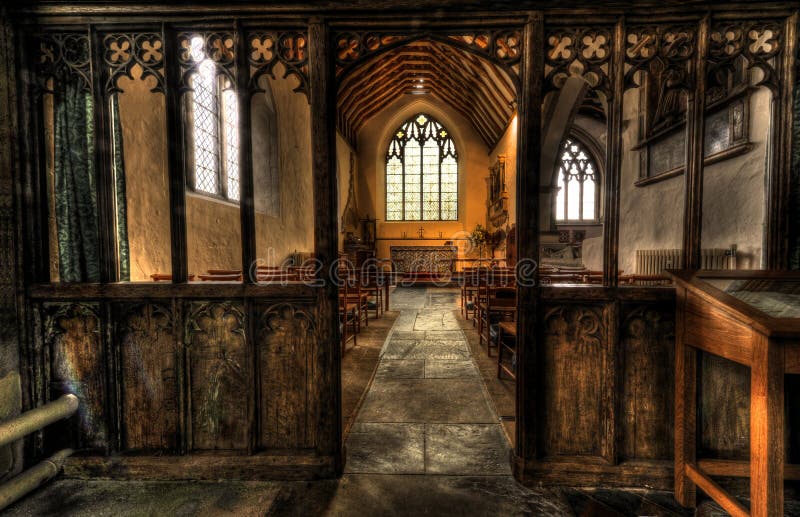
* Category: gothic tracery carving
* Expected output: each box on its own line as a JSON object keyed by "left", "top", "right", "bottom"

{"left": 103, "top": 33, "right": 165, "bottom": 94}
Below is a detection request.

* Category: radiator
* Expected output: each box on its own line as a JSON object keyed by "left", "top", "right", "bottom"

{"left": 635, "top": 247, "right": 736, "bottom": 275}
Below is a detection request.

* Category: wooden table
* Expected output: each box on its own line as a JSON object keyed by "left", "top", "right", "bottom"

{"left": 670, "top": 270, "right": 800, "bottom": 517}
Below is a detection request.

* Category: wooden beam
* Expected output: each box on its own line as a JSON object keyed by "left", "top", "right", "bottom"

{"left": 685, "top": 463, "right": 749, "bottom": 517}
{"left": 235, "top": 21, "right": 257, "bottom": 283}
{"left": 682, "top": 17, "right": 708, "bottom": 270}
{"left": 602, "top": 18, "right": 624, "bottom": 286}
{"left": 90, "top": 26, "right": 119, "bottom": 283}
{"left": 766, "top": 12, "right": 797, "bottom": 269}
{"left": 162, "top": 23, "right": 188, "bottom": 283}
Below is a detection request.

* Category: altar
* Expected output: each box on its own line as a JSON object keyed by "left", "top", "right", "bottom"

{"left": 389, "top": 246, "right": 458, "bottom": 279}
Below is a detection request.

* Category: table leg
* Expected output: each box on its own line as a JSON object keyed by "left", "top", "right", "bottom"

{"left": 750, "top": 333, "right": 784, "bottom": 517}
{"left": 384, "top": 283, "right": 390, "bottom": 312}
{"left": 675, "top": 289, "right": 697, "bottom": 508}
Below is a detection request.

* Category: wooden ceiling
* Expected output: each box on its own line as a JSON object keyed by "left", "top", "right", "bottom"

{"left": 337, "top": 39, "right": 517, "bottom": 149}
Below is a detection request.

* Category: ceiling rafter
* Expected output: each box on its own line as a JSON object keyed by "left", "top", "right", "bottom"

{"left": 337, "top": 38, "right": 517, "bottom": 149}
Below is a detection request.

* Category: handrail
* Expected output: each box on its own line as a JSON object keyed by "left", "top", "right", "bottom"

{"left": 0, "top": 394, "right": 79, "bottom": 511}
{"left": 0, "top": 394, "right": 79, "bottom": 449}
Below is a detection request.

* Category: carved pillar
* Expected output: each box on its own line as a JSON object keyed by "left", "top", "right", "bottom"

{"left": 308, "top": 17, "right": 342, "bottom": 473}
{"left": 515, "top": 12, "right": 544, "bottom": 479}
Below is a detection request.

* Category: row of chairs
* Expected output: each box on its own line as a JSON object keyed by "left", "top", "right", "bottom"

{"left": 339, "top": 268, "right": 387, "bottom": 356}
{"left": 461, "top": 267, "right": 518, "bottom": 380}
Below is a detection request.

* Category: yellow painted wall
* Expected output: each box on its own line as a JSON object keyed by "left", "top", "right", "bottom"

{"left": 118, "top": 63, "right": 314, "bottom": 279}
{"left": 356, "top": 96, "right": 492, "bottom": 261}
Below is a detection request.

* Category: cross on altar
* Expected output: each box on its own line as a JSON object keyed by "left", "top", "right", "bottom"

{"left": 417, "top": 227, "right": 425, "bottom": 238}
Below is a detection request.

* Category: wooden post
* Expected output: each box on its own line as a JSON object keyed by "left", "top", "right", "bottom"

{"left": 308, "top": 17, "right": 342, "bottom": 474}
{"left": 235, "top": 22, "right": 257, "bottom": 283}
{"left": 90, "top": 26, "right": 119, "bottom": 283}
{"left": 682, "top": 16, "right": 708, "bottom": 270}
{"left": 514, "top": 11, "right": 543, "bottom": 480}
{"left": 603, "top": 18, "right": 625, "bottom": 287}
{"left": 750, "top": 333, "right": 784, "bottom": 517}
{"left": 162, "top": 24, "right": 189, "bottom": 283}
{"left": 674, "top": 287, "right": 696, "bottom": 508}
{"left": 766, "top": 12, "right": 797, "bottom": 270}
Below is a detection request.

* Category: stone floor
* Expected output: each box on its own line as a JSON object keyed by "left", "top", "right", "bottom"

{"left": 6, "top": 286, "right": 796, "bottom": 516}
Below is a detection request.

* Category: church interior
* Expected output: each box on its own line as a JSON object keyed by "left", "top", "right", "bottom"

{"left": 1, "top": 1, "right": 800, "bottom": 515}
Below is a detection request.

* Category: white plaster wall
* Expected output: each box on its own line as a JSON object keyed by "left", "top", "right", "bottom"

{"left": 618, "top": 86, "right": 684, "bottom": 275}
{"left": 700, "top": 87, "right": 769, "bottom": 269}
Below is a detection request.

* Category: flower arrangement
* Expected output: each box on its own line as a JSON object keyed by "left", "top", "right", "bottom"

{"left": 469, "top": 224, "right": 489, "bottom": 257}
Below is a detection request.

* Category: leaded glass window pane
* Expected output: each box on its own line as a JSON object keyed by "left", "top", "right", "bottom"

{"left": 385, "top": 113, "right": 458, "bottom": 222}
{"left": 188, "top": 35, "right": 240, "bottom": 202}
{"left": 555, "top": 137, "right": 599, "bottom": 222}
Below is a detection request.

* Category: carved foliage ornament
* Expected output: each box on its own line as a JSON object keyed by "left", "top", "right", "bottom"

{"left": 36, "top": 32, "right": 92, "bottom": 94}
{"left": 708, "top": 21, "right": 782, "bottom": 93}
{"left": 624, "top": 25, "right": 696, "bottom": 92}
{"left": 545, "top": 27, "right": 612, "bottom": 94}
{"left": 544, "top": 305, "right": 604, "bottom": 356}
{"left": 248, "top": 31, "right": 309, "bottom": 96}
{"left": 103, "top": 33, "right": 165, "bottom": 94}
{"left": 177, "top": 31, "right": 236, "bottom": 89}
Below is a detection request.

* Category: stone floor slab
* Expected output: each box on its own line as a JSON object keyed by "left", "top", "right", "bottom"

{"left": 356, "top": 379, "right": 496, "bottom": 423}
{"left": 425, "top": 424, "right": 511, "bottom": 475}
{"left": 381, "top": 339, "right": 470, "bottom": 360}
{"left": 345, "top": 423, "right": 425, "bottom": 474}
{"left": 375, "top": 359, "right": 425, "bottom": 379}
{"left": 413, "top": 310, "right": 460, "bottom": 331}
{"left": 424, "top": 360, "right": 479, "bottom": 379}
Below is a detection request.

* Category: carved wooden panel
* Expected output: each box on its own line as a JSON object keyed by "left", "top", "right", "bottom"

{"left": 256, "top": 303, "right": 316, "bottom": 450}
{"left": 186, "top": 301, "right": 249, "bottom": 451}
{"left": 541, "top": 303, "right": 607, "bottom": 457}
{"left": 115, "top": 303, "right": 179, "bottom": 451}
{"left": 44, "top": 303, "right": 106, "bottom": 450}
{"left": 620, "top": 303, "right": 675, "bottom": 460}
{"left": 699, "top": 352, "right": 750, "bottom": 460}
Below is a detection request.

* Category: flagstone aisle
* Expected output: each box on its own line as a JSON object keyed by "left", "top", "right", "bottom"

{"left": 345, "top": 286, "right": 511, "bottom": 478}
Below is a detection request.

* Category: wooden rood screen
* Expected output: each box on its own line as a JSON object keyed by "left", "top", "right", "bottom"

{"left": 5, "top": 3, "right": 800, "bottom": 497}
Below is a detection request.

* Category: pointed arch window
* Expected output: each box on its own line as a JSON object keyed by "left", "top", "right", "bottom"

{"left": 385, "top": 114, "right": 458, "bottom": 221}
{"left": 555, "top": 137, "right": 599, "bottom": 222}
{"left": 187, "top": 35, "right": 240, "bottom": 202}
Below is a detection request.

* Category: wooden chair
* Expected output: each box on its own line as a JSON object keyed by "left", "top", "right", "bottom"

{"left": 339, "top": 267, "right": 369, "bottom": 331}
{"left": 339, "top": 277, "right": 358, "bottom": 355}
{"left": 460, "top": 267, "right": 483, "bottom": 320}
{"left": 360, "top": 270, "right": 384, "bottom": 320}
{"left": 497, "top": 321, "right": 517, "bottom": 380}
{"left": 478, "top": 274, "right": 516, "bottom": 355}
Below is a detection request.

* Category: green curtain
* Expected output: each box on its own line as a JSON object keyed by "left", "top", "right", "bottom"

{"left": 111, "top": 96, "right": 130, "bottom": 281}
{"left": 54, "top": 80, "right": 100, "bottom": 282}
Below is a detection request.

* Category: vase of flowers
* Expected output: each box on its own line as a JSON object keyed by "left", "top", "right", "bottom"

{"left": 469, "top": 224, "right": 489, "bottom": 259}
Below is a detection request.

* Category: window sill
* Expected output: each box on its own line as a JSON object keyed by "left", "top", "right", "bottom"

{"left": 186, "top": 189, "right": 240, "bottom": 208}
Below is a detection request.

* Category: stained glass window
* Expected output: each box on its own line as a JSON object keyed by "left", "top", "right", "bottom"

{"left": 385, "top": 114, "right": 458, "bottom": 221}
{"left": 555, "top": 137, "right": 599, "bottom": 222}
{"left": 188, "top": 35, "right": 240, "bottom": 202}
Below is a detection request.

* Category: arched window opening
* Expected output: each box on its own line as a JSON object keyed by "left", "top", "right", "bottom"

{"left": 385, "top": 113, "right": 458, "bottom": 221}
{"left": 555, "top": 137, "right": 599, "bottom": 222}
{"left": 188, "top": 35, "right": 240, "bottom": 202}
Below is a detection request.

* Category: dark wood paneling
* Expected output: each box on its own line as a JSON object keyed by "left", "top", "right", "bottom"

{"left": 620, "top": 303, "right": 675, "bottom": 461}
{"left": 115, "top": 303, "right": 180, "bottom": 451}
{"left": 255, "top": 303, "right": 316, "bottom": 450}
{"left": 186, "top": 301, "right": 249, "bottom": 451}
{"left": 699, "top": 352, "right": 750, "bottom": 460}
{"left": 540, "top": 303, "right": 607, "bottom": 458}
{"left": 44, "top": 303, "right": 107, "bottom": 451}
